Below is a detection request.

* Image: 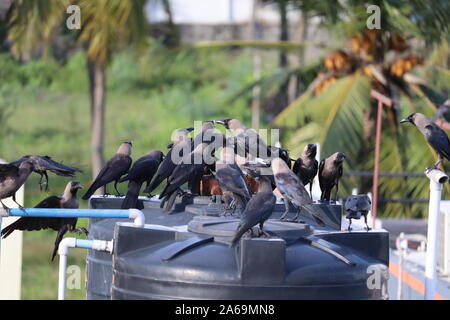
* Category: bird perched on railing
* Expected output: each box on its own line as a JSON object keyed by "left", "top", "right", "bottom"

{"left": 292, "top": 144, "right": 318, "bottom": 199}
{"left": 345, "top": 194, "right": 372, "bottom": 231}
{"left": 119, "top": 150, "right": 164, "bottom": 209}
{"left": 272, "top": 158, "right": 325, "bottom": 226}
{"left": 230, "top": 163, "right": 276, "bottom": 247}
{"left": 82, "top": 141, "right": 133, "bottom": 200}
{"left": 1, "top": 156, "right": 81, "bottom": 210}
{"left": 1, "top": 181, "right": 86, "bottom": 261}
{"left": 400, "top": 112, "right": 450, "bottom": 171}
{"left": 9, "top": 155, "right": 82, "bottom": 191}
{"left": 319, "top": 152, "right": 346, "bottom": 202}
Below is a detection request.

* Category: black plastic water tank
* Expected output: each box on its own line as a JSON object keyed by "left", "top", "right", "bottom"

{"left": 111, "top": 215, "right": 389, "bottom": 300}
{"left": 86, "top": 195, "right": 207, "bottom": 299}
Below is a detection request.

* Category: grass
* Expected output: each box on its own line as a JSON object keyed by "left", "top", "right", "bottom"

{"left": 2, "top": 48, "right": 275, "bottom": 299}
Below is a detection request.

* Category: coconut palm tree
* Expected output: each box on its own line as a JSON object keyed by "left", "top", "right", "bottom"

{"left": 271, "top": 2, "right": 450, "bottom": 217}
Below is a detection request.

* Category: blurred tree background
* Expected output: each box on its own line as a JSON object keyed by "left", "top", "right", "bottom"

{"left": 0, "top": 0, "right": 449, "bottom": 299}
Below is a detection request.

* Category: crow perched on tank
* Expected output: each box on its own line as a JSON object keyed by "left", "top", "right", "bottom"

{"left": 400, "top": 112, "right": 450, "bottom": 171}
{"left": 345, "top": 194, "right": 372, "bottom": 231}
{"left": 272, "top": 158, "right": 325, "bottom": 226}
{"left": 119, "top": 150, "right": 164, "bottom": 209}
{"left": 144, "top": 127, "right": 194, "bottom": 195}
{"left": 1, "top": 181, "right": 86, "bottom": 261}
{"left": 158, "top": 142, "right": 210, "bottom": 212}
{"left": 292, "top": 144, "right": 318, "bottom": 198}
{"left": 215, "top": 147, "right": 251, "bottom": 213}
{"left": 82, "top": 142, "right": 133, "bottom": 200}
{"left": 230, "top": 164, "right": 276, "bottom": 247}
{"left": 319, "top": 152, "right": 346, "bottom": 202}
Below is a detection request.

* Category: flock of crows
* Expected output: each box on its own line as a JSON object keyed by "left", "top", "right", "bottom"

{"left": 1, "top": 111, "right": 449, "bottom": 260}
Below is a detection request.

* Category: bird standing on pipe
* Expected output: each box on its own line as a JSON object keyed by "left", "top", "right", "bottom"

{"left": 319, "top": 152, "right": 346, "bottom": 202}
{"left": 400, "top": 113, "right": 450, "bottom": 171}
{"left": 119, "top": 150, "right": 164, "bottom": 209}
{"left": 82, "top": 141, "right": 133, "bottom": 200}
{"left": 1, "top": 181, "right": 86, "bottom": 261}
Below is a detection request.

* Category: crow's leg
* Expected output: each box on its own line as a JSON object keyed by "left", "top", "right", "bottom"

{"left": 309, "top": 182, "right": 313, "bottom": 200}
{"left": 43, "top": 171, "right": 49, "bottom": 191}
{"left": 0, "top": 199, "right": 10, "bottom": 211}
{"left": 258, "top": 222, "right": 271, "bottom": 237}
{"left": 12, "top": 194, "right": 25, "bottom": 211}
{"left": 426, "top": 156, "right": 444, "bottom": 172}
{"left": 334, "top": 182, "right": 339, "bottom": 203}
{"left": 280, "top": 196, "right": 290, "bottom": 220}
{"left": 347, "top": 219, "right": 353, "bottom": 231}
{"left": 364, "top": 215, "right": 371, "bottom": 231}
{"left": 102, "top": 184, "right": 111, "bottom": 197}
{"left": 74, "top": 227, "right": 89, "bottom": 236}
{"left": 291, "top": 207, "right": 302, "bottom": 222}
{"left": 114, "top": 180, "right": 122, "bottom": 197}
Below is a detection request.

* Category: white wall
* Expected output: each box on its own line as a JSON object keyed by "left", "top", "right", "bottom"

{"left": 0, "top": 159, "right": 23, "bottom": 300}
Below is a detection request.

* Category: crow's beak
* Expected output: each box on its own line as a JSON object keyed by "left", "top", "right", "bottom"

{"left": 167, "top": 143, "right": 174, "bottom": 149}
{"left": 400, "top": 118, "right": 409, "bottom": 124}
{"left": 76, "top": 183, "right": 83, "bottom": 189}
{"left": 186, "top": 127, "right": 194, "bottom": 132}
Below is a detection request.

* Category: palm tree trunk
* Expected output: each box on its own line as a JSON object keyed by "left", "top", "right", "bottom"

{"left": 87, "top": 59, "right": 105, "bottom": 191}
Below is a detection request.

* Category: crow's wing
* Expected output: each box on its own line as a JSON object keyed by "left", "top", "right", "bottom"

{"left": 274, "top": 172, "right": 311, "bottom": 206}
{"left": 241, "top": 192, "right": 276, "bottom": 225}
{"left": 425, "top": 124, "right": 450, "bottom": 161}
{"left": 95, "top": 155, "right": 132, "bottom": 185}
{"left": 292, "top": 158, "right": 302, "bottom": 175}
{"left": 11, "top": 155, "right": 82, "bottom": 177}
{"left": 215, "top": 167, "right": 250, "bottom": 199}
{"left": 1, "top": 196, "right": 63, "bottom": 237}
{"left": 121, "top": 156, "right": 159, "bottom": 183}
{"left": 0, "top": 164, "right": 19, "bottom": 183}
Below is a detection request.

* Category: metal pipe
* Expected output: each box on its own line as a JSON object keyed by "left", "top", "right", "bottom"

{"left": 58, "top": 238, "right": 113, "bottom": 300}
{"left": 424, "top": 168, "right": 449, "bottom": 300}
{"left": 372, "top": 100, "right": 383, "bottom": 228}
{"left": 0, "top": 208, "right": 145, "bottom": 227}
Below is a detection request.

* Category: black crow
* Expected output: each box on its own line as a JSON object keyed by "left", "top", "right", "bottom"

{"left": 292, "top": 144, "right": 318, "bottom": 198}
{"left": 119, "top": 150, "right": 164, "bottom": 209}
{"left": 230, "top": 172, "right": 276, "bottom": 247}
{"left": 319, "top": 152, "right": 346, "bottom": 202}
{"left": 1, "top": 181, "right": 86, "bottom": 261}
{"left": 345, "top": 194, "right": 372, "bottom": 231}
{"left": 400, "top": 112, "right": 450, "bottom": 170}
{"left": 82, "top": 142, "right": 132, "bottom": 200}
{"left": 272, "top": 158, "right": 325, "bottom": 226}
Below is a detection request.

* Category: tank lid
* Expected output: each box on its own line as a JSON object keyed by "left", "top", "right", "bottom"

{"left": 188, "top": 216, "right": 312, "bottom": 241}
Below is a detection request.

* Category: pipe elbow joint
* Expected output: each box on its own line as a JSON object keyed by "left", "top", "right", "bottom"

{"left": 425, "top": 168, "right": 449, "bottom": 185}
{"left": 58, "top": 237, "right": 77, "bottom": 256}
{"left": 128, "top": 208, "right": 145, "bottom": 227}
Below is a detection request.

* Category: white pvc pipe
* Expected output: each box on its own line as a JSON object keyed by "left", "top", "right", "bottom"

{"left": 57, "top": 238, "right": 113, "bottom": 300}
{"left": 424, "top": 169, "right": 449, "bottom": 300}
